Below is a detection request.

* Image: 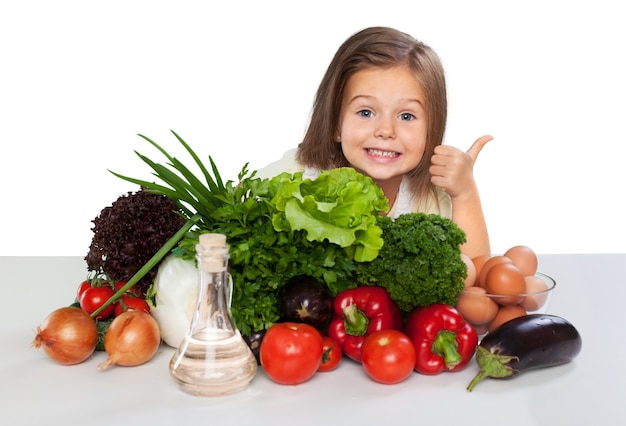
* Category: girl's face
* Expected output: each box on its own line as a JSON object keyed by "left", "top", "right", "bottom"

{"left": 337, "top": 65, "right": 428, "bottom": 194}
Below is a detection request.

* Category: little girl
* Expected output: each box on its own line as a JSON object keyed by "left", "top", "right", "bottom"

{"left": 258, "top": 26, "right": 492, "bottom": 259}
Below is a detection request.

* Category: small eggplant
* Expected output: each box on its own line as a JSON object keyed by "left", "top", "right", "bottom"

{"left": 243, "top": 329, "right": 266, "bottom": 365}
{"left": 467, "top": 314, "right": 582, "bottom": 391}
{"left": 279, "top": 275, "right": 333, "bottom": 328}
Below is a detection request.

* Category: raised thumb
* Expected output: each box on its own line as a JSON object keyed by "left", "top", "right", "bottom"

{"left": 467, "top": 135, "right": 494, "bottom": 163}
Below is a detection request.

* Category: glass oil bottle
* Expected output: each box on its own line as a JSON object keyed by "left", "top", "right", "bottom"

{"left": 169, "top": 233, "right": 257, "bottom": 396}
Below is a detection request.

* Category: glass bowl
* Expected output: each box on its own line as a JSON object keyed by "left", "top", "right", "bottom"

{"left": 455, "top": 272, "right": 556, "bottom": 336}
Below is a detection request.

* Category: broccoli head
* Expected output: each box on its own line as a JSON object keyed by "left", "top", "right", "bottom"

{"left": 355, "top": 213, "right": 467, "bottom": 314}
{"left": 85, "top": 187, "right": 187, "bottom": 294}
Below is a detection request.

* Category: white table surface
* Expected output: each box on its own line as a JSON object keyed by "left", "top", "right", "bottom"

{"left": 1, "top": 254, "right": 624, "bottom": 425}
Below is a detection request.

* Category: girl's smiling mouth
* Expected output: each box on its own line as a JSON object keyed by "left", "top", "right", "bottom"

{"left": 365, "top": 148, "right": 400, "bottom": 158}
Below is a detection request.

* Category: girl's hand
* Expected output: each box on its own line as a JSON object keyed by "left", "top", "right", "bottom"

{"left": 429, "top": 135, "right": 493, "bottom": 198}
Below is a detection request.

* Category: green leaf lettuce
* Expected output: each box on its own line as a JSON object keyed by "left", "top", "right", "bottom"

{"left": 270, "top": 168, "right": 388, "bottom": 262}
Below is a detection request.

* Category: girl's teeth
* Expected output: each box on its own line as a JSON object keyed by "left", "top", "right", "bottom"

{"left": 367, "top": 148, "right": 398, "bottom": 158}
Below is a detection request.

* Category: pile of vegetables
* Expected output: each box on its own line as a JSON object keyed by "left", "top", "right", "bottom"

{"left": 105, "top": 132, "right": 471, "bottom": 338}
{"left": 31, "top": 130, "right": 583, "bottom": 393}
{"left": 31, "top": 179, "right": 188, "bottom": 368}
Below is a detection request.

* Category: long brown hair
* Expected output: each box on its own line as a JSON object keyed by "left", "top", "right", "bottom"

{"left": 297, "top": 26, "right": 447, "bottom": 201}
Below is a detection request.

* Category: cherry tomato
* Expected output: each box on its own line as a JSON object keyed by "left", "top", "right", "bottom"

{"left": 318, "top": 336, "right": 342, "bottom": 372}
{"left": 260, "top": 322, "right": 323, "bottom": 385}
{"left": 76, "top": 280, "right": 92, "bottom": 303}
{"left": 80, "top": 286, "right": 116, "bottom": 320}
{"left": 361, "top": 329, "right": 416, "bottom": 384}
{"left": 114, "top": 295, "right": 151, "bottom": 316}
{"left": 114, "top": 281, "right": 142, "bottom": 297}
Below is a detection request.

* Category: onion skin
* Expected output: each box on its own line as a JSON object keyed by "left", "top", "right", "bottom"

{"left": 98, "top": 310, "right": 161, "bottom": 370}
{"left": 31, "top": 307, "right": 98, "bottom": 365}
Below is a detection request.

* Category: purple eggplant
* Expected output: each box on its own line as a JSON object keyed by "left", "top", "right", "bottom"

{"left": 279, "top": 275, "right": 333, "bottom": 328}
{"left": 467, "top": 314, "right": 582, "bottom": 391}
{"left": 243, "top": 329, "right": 266, "bottom": 365}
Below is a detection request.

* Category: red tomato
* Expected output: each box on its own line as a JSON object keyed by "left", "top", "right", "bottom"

{"left": 114, "top": 295, "right": 151, "bottom": 316}
{"left": 318, "top": 336, "right": 342, "bottom": 372}
{"left": 361, "top": 329, "right": 416, "bottom": 384}
{"left": 114, "top": 281, "right": 142, "bottom": 297}
{"left": 80, "top": 286, "right": 116, "bottom": 320}
{"left": 260, "top": 322, "right": 323, "bottom": 385}
{"left": 76, "top": 281, "right": 92, "bottom": 303}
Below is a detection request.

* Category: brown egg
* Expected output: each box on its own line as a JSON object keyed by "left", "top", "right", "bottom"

{"left": 455, "top": 286, "right": 499, "bottom": 325}
{"left": 485, "top": 263, "right": 526, "bottom": 305}
{"left": 471, "top": 255, "right": 491, "bottom": 282}
{"left": 461, "top": 253, "right": 477, "bottom": 288}
{"left": 476, "top": 255, "right": 512, "bottom": 288}
{"left": 488, "top": 305, "right": 527, "bottom": 333}
{"left": 504, "top": 245, "right": 538, "bottom": 277}
{"left": 520, "top": 275, "right": 550, "bottom": 311}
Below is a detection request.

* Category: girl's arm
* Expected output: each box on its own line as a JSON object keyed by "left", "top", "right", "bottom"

{"left": 429, "top": 135, "right": 493, "bottom": 258}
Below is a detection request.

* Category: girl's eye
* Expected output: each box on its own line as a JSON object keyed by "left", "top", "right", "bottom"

{"left": 357, "top": 109, "right": 372, "bottom": 118}
{"left": 399, "top": 112, "right": 415, "bottom": 121}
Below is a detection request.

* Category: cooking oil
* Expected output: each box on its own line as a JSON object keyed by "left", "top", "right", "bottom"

{"left": 169, "top": 233, "right": 257, "bottom": 396}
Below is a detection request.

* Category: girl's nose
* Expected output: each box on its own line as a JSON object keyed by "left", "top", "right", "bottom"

{"left": 374, "top": 117, "right": 396, "bottom": 139}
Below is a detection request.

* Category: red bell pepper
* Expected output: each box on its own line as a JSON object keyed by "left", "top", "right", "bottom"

{"left": 326, "top": 286, "right": 402, "bottom": 363}
{"left": 403, "top": 303, "right": 478, "bottom": 375}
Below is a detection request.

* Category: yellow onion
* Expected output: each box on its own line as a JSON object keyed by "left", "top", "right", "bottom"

{"left": 97, "top": 310, "right": 161, "bottom": 370}
{"left": 32, "top": 306, "right": 98, "bottom": 365}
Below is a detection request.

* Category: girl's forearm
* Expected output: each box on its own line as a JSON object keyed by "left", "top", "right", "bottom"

{"left": 451, "top": 186, "right": 491, "bottom": 259}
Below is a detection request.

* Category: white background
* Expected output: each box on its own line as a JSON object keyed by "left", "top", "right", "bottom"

{"left": 1, "top": 0, "right": 624, "bottom": 256}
